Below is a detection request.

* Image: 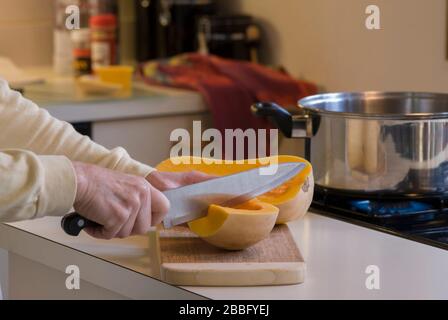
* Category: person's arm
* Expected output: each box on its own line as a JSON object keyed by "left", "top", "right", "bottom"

{"left": 0, "top": 80, "right": 212, "bottom": 235}
{"left": 0, "top": 149, "right": 76, "bottom": 222}
{"left": 0, "top": 149, "right": 169, "bottom": 238}
{"left": 0, "top": 79, "right": 153, "bottom": 178}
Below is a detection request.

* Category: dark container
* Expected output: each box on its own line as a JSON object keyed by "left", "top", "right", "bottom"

{"left": 197, "top": 15, "right": 260, "bottom": 61}
{"left": 135, "top": 0, "right": 215, "bottom": 61}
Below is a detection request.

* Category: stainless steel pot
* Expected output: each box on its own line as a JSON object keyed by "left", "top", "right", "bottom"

{"left": 252, "top": 92, "right": 448, "bottom": 198}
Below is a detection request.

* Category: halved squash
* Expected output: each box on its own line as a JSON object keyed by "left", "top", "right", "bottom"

{"left": 259, "top": 172, "right": 314, "bottom": 224}
{"left": 156, "top": 155, "right": 314, "bottom": 224}
{"left": 188, "top": 199, "right": 279, "bottom": 250}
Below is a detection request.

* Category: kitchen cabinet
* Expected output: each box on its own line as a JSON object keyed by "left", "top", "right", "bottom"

{"left": 0, "top": 220, "right": 201, "bottom": 299}
{"left": 93, "top": 113, "right": 211, "bottom": 167}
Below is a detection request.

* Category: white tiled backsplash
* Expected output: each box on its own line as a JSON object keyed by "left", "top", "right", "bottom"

{"left": 0, "top": 0, "right": 55, "bottom": 66}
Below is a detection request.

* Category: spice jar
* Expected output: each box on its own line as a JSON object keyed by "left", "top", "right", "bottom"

{"left": 71, "top": 28, "right": 91, "bottom": 76}
{"left": 90, "top": 14, "right": 117, "bottom": 68}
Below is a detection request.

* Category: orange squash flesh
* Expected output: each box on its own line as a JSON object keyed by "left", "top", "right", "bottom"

{"left": 187, "top": 199, "right": 279, "bottom": 250}
{"left": 156, "top": 155, "right": 313, "bottom": 224}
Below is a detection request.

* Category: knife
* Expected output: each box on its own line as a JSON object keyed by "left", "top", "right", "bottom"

{"left": 61, "top": 162, "right": 305, "bottom": 235}
{"left": 162, "top": 162, "right": 305, "bottom": 228}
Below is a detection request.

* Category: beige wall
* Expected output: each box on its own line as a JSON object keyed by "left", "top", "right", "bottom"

{"left": 0, "top": 0, "right": 135, "bottom": 67}
{"left": 223, "top": 0, "right": 448, "bottom": 92}
{"left": 1, "top": 0, "right": 447, "bottom": 88}
{"left": 0, "top": 0, "right": 54, "bottom": 66}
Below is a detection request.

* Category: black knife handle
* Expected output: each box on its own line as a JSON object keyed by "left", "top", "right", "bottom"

{"left": 61, "top": 212, "right": 101, "bottom": 236}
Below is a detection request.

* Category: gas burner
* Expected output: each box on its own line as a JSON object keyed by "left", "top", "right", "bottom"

{"left": 349, "top": 200, "right": 433, "bottom": 218}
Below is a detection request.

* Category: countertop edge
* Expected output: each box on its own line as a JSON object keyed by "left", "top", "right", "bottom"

{"left": 0, "top": 222, "right": 204, "bottom": 300}
{"left": 43, "top": 91, "right": 208, "bottom": 123}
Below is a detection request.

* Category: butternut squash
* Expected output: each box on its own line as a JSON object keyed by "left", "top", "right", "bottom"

{"left": 156, "top": 155, "right": 314, "bottom": 224}
{"left": 188, "top": 199, "right": 279, "bottom": 250}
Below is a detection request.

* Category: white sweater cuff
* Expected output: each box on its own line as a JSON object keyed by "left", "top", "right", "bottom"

{"left": 36, "top": 155, "right": 77, "bottom": 217}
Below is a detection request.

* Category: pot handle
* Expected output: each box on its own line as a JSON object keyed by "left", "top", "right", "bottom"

{"left": 251, "top": 102, "right": 313, "bottom": 138}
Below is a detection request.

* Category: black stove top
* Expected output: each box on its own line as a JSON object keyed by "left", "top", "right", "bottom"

{"left": 312, "top": 188, "right": 448, "bottom": 250}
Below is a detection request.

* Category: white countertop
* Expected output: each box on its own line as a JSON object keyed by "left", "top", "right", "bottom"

{"left": 21, "top": 67, "right": 207, "bottom": 123}
{"left": 1, "top": 211, "right": 448, "bottom": 299}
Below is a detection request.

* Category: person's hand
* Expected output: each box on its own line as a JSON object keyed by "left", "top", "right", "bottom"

{"left": 72, "top": 162, "right": 170, "bottom": 239}
{"left": 146, "top": 170, "right": 216, "bottom": 227}
{"left": 146, "top": 170, "right": 216, "bottom": 191}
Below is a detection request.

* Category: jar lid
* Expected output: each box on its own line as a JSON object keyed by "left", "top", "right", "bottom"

{"left": 73, "top": 48, "right": 91, "bottom": 56}
{"left": 90, "top": 14, "right": 117, "bottom": 27}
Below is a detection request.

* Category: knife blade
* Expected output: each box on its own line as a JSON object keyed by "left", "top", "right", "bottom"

{"left": 162, "top": 162, "right": 305, "bottom": 228}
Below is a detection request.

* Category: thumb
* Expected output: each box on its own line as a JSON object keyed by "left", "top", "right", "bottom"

{"left": 150, "top": 186, "right": 170, "bottom": 226}
{"left": 182, "top": 171, "right": 217, "bottom": 185}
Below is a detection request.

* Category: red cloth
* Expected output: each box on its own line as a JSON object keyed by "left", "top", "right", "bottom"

{"left": 138, "top": 53, "right": 318, "bottom": 157}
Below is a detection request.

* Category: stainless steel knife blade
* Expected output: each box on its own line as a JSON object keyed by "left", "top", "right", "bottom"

{"left": 162, "top": 162, "right": 306, "bottom": 228}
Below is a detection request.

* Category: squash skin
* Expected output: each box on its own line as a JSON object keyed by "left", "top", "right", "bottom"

{"left": 271, "top": 173, "right": 314, "bottom": 224}
{"left": 188, "top": 200, "right": 279, "bottom": 250}
{"left": 156, "top": 155, "right": 314, "bottom": 224}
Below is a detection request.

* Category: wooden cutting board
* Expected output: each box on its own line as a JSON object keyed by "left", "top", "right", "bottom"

{"left": 148, "top": 224, "right": 305, "bottom": 286}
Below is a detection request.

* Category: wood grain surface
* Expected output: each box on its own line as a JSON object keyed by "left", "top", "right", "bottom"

{"left": 149, "top": 224, "right": 306, "bottom": 286}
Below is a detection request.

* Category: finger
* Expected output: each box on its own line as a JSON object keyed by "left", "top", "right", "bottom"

{"left": 82, "top": 211, "right": 125, "bottom": 239}
{"left": 146, "top": 171, "right": 178, "bottom": 191}
{"left": 150, "top": 186, "right": 170, "bottom": 226}
{"left": 116, "top": 208, "right": 139, "bottom": 238}
{"left": 182, "top": 171, "right": 217, "bottom": 185}
{"left": 99, "top": 210, "right": 127, "bottom": 239}
{"left": 84, "top": 226, "right": 109, "bottom": 240}
{"left": 131, "top": 185, "right": 152, "bottom": 235}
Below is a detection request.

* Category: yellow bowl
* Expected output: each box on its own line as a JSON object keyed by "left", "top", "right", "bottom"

{"left": 94, "top": 65, "right": 134, "bottom": 93}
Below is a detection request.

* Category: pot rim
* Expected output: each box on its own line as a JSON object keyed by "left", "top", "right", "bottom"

{"left": 298, "top": 91, "right": 448, "bottom": 120}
